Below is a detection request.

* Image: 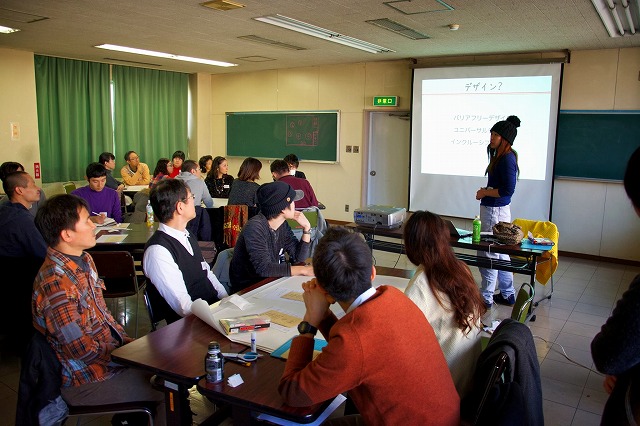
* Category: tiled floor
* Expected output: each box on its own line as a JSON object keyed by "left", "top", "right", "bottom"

{"left": 0, "top": 252, "right": 637, "bottom": 425}
{"left": 373, "top": 249, "right": 640, "bottom": 426}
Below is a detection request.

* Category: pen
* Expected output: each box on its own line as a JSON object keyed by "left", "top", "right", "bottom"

{"left": 224, "top": 357, "right": 251, "bottom": 367}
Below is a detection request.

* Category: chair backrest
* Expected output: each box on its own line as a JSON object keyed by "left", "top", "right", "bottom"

{"left": 286, "top": 209, "right": 319, "bottom": 229}
{"left": 467, "top": 351, "right": 509, "bottom": 425}
{"left": 88, "top": 251, "right": 139, "bottom": 298}
{"left": 143, "top": 281, "right": 181, "bottom": 331}
{"left": 212, "top": 247, "right": 234, "bottom": 294}
{"left": 511, "top": 282, "right": 535, "bottom": 323}
{"left": 62, "top": 182, "right": 76, "bottom": 194}
{"left": 223, "top": 204, "right": 249, "bottom": 247}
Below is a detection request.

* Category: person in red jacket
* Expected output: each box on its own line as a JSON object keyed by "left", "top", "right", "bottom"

{"left": 279, "top": 227, "right": 460, "bottom": 425}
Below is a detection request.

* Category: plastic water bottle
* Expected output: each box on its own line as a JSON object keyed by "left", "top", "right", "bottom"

{"left": 473, "top": 215, "right": 481, "bottom": 243}
{"left": 146, "top": 200, "right": 154, "bottom": 226}
{"left": 205, "top": 341, "right": 224, "bottom": 383}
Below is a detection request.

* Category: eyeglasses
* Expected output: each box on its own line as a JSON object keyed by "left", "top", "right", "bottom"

{"left": 181, "top": 194, "right": 196, "bottom": 203}
{"left": 128, "top": 156, "right": 140, "bottom": 161}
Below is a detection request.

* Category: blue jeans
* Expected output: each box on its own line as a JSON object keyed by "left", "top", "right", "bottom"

{"left": 479, "top": 205, "right": 514, "bottom": 304}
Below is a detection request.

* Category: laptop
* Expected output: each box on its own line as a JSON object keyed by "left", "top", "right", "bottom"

{"left": 445, "top": 219, "right": 473, "bottom": 239}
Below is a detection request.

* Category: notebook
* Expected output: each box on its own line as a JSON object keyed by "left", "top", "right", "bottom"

{"left": 445, "top": 219, "right": 473, "bottom": 239}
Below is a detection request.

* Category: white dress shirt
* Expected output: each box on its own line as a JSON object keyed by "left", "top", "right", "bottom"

{"left": 143, "top": 223, "right": 228, "bottom": 317}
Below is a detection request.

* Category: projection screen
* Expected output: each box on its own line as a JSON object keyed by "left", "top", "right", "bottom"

{"left": 410, "top": 63, "right": 563, "bottom": 221}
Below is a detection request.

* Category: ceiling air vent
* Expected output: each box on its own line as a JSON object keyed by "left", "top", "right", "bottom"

{"left": 366, "top": 18, "right": 430, "bottom": 40}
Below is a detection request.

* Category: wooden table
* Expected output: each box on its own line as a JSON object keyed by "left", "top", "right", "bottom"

{"left": 92, "top": 222, "right": 158, "bottom": 253}
{"left": 111, "top": 266, "right": 410, "bottom": 425}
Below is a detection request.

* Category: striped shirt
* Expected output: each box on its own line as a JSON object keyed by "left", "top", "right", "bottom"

{"left": 32, "top": 247, "right": 130, "bottom": 387}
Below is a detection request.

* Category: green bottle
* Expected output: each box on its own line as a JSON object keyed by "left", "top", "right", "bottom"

{"left": 472, "top": 216, "right": 481, "bottom": 243}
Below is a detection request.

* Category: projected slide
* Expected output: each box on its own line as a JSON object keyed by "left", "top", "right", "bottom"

{"left": 421, "top": 76, "right": 552, "bottom": 180}
{"left": 410, "top": 64, "right": 562, "bottom": 221}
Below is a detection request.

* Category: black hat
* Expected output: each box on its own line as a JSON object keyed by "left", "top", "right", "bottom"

{"left": 257, "top": 181, "right": 304, "bottom": 217}
{"left": 490, "top": 115, "right": 521, "bottom": 145}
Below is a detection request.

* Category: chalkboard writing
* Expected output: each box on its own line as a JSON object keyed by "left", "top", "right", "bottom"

{"left": 555, "top": 111, "right": 640, "bottom": 180}
{"left": 226, "top": 111, "right": 339, "bottom": 162}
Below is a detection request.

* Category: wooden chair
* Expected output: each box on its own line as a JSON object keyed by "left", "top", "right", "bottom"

{"left": 88, "top": 251, "right": 145, "bottom": 337}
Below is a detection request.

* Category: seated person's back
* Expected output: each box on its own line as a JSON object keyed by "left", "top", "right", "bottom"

{"left": 228, "top": 157, "right": 262, "bottom": 207}
{"left": 270, "top": 160, "right": 318, "bottom": 208}
{"left": 403, "top": 211, "right": 486, "bottom": 398}
{"left": 279, "top": 227, "right": 460, "bottom": 425}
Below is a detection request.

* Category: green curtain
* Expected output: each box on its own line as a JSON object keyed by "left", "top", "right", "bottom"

{"left": 112, "top": 66, "right": 188, "bottom": 170}
{"left": 34, "top": 55, "right": 112, "bottom": 182}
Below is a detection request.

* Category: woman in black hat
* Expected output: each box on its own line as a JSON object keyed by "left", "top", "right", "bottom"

{"left": 475, "top": 115, "right": 521, "bottom": 309}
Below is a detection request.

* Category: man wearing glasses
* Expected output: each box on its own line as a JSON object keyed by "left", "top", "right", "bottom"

{"left": 143, "top": 179, "right": 228, "bottom": 321}
{"left": 120, "top": 151, "right": 151, "bottom": 186}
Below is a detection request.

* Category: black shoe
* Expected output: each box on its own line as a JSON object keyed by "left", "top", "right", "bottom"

{"left": 493, "top": 293, "right": 515, "bottom": 306}
{"left": 484, "top": 301, "right": 493, "bottom": 310}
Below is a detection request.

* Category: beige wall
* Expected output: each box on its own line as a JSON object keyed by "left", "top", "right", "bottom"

{"left": 554, "top": 48, "right": 640, "bottom": 260}
{"left": 207, "top": 61, "right": 412, "bottom": 221}
{"left": 4, "top": 45, "right": 640, "bottom": 259}
{"left": 0, "top": 48, "right": 41, "bottom": 185}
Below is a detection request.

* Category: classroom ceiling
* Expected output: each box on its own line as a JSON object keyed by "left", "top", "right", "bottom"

{"left": 1, "top": 0, "right": 639, "bottom": 75}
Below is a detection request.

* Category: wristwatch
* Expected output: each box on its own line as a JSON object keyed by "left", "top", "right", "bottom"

{"left": 297, "top": 321, "right": 318, "bottom": 335}
{"left": 302, "top": 228, "right": 311, "bottom": 235}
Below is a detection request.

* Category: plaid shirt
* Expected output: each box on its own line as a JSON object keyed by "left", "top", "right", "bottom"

{"left": 32, "top": 247, "right": 131, "bottom": 387}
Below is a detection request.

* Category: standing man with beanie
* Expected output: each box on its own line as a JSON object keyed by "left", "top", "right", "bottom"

{"left": 229, "top": 181, "right": 314, "bottom": 293}
{"left": 475, "top": 115, "right": 521, "bottom": 308}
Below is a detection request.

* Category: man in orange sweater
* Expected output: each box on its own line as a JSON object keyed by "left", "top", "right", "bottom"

{"left": 279, "top": 227, "right": 460, "bottom": 425}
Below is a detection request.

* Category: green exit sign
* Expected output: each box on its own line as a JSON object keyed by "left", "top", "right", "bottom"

{"left": 373, "top": 96, "right": 398, "bottom": 107}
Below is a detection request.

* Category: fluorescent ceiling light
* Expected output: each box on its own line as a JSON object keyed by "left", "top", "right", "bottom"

{"left": 0, "top": 25, "right": 20, "bottom": 34}
{"left": 95, "top": 44, "right": 237, "bottom": 67}
{"left": 590, "top": 0, "right": 639, "bottom": 37}
{"left": 253, "top": 14, "right": 394, "bottom": 54}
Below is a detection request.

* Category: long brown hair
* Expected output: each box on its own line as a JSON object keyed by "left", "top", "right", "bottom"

{"left": 486, "top": 140, "right": 519, "bottom": 176}
{"left": 404, "top": 211, "right": 486, "bottom": 334}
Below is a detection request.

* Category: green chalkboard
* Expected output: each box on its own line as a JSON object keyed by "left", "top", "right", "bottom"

{"left": 226, "top": 111, "right": 339, "bottom": 162}
{"left": 555, "top": 111, "right": 640, "bottom": 180}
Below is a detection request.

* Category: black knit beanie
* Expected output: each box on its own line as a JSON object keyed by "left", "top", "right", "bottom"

{"left": 490, "top": 115, "right": 521, "bottom": 145}
{"left": 257, "top": 181, "right": 304, "bottom": 217}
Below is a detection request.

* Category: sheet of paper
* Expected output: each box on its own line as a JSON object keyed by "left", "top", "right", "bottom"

{"left": 220, "top": 294, "right": 253, "bottom": 310}
{"left": 281, "top": 291, "right": 304, "bottom": 302}
{"left": 190, "top": 275, "right": 409, "bottom": 353}
{"left": 96, "top": 234, "right": 127, "bottom": 244}
{"left": 260, "top": 310, "right": 300, "bottom": 328}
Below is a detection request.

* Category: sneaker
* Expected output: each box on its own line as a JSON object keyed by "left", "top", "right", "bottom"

{"left": 493, "top": 293, "right": 516, "bottom": 306}
{"left": 484, "top": 301, "right": 493, "bottom": 310}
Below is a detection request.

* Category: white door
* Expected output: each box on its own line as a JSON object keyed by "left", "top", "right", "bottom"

{"left": 366, "top": 111, "right": 410, "bottom": 208}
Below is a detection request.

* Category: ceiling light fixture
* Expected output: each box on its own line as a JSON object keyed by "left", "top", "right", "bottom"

{"left": 253, "top": 14, "right": 394, "bottom": 54}
{"left": 590, "top": 0, "right": 639, "bottom": 37}
{"left": 0, "top": 25, "right": 20, "bottom": 34}
{"left": 95, "top": 44, "right": 237, "bottom": 67}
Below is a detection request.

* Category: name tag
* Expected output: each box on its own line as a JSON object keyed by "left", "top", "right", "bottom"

{"left": 223, "top": 184, "right": 230, "bottom": 189}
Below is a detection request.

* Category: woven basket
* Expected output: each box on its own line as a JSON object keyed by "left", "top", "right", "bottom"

{"left": 492, "top": 221, "right": 523, "bottom": 245}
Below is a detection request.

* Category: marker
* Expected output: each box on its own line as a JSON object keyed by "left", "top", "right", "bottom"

{"left": 251, "top": 331, "right": 257, "bottom": 353}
